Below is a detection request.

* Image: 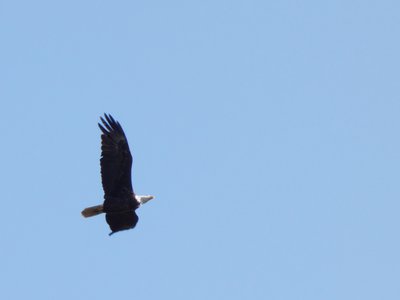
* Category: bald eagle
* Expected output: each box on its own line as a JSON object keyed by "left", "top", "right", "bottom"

{"left": 81, "top": 114, "right": 154, "bottom": 235}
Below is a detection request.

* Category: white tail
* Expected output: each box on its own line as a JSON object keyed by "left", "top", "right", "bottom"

{"left": 81, "top": 204, "right": 104, "bottom": 218}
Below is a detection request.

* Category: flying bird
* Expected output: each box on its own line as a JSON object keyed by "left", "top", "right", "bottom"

{"left": 81, "top": 114, "right": 154, "bottom": 235}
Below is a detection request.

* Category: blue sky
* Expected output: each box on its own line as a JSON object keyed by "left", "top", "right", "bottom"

{"left": 1, "top": 1, "right": 400, "bottom": 299}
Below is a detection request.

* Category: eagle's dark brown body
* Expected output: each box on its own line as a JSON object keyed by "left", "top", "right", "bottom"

{"left": 103, "top": 194, "right": 139, "bottom": 234}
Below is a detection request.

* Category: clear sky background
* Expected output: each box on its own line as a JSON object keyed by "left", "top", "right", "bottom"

{"left": 1, "top": 1, "right": 400, "bottom": 299}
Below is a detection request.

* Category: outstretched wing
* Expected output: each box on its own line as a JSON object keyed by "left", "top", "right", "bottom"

{"left": 98, "top": 114, "right": 134, "bottom": 197}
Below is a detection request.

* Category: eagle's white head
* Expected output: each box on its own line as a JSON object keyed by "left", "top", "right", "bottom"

{"left": 136, "top": 195, "right": 154, "bottom": 206}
